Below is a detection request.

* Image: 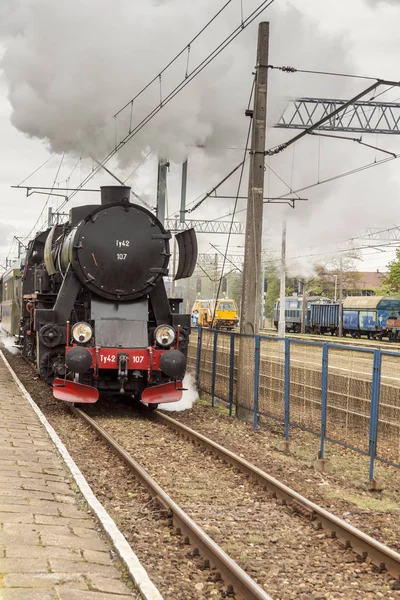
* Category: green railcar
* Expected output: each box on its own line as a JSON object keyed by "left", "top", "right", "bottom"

{"left": 0, "top": 267, "right": 22, "bottom": 336}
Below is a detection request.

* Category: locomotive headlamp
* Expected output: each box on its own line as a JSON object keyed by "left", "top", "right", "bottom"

{"left": 71, "top": 322, "right": 93, "bottom": 344}
{"left": 154, "top": 325, "right": 175, "bottom": 348}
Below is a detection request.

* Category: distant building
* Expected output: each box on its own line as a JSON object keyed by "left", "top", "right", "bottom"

{"left": 321, "top": 270, "right": 386, "bottom": 297}
{"left": 344, "top": 271, "right": 386, "bottom": 296}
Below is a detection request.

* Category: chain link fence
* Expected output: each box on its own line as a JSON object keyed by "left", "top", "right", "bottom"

{"left": 190, "top": 328, "right": 400, "bottom": 480}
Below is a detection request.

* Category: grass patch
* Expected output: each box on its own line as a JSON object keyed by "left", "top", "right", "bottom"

{"left": 324, "top": 488, "right": 400, "bottom": 511}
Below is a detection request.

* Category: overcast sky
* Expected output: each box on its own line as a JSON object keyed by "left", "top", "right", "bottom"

{"left": 1, "top": 0, "right": 400, "bottom": 274}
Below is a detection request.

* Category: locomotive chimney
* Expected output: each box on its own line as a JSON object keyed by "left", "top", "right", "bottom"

{"left": 100, "top": 186, "right": 131, "bottom": 206}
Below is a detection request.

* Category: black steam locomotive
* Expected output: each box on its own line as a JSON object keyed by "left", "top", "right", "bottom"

{"left": 11, "top": 185, "right": 197, "bottom": 406}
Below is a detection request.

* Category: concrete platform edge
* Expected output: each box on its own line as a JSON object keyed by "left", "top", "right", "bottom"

{"left": 0, "top": 350, "right": 164, "bottom": 600}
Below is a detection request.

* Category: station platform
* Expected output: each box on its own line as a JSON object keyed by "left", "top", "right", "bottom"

{"left": 0, "top": 352, "right": 146, "bottom": 600}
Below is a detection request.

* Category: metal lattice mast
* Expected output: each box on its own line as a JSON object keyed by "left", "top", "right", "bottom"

{"left": 276, "top": 98, "right": 400, "bottom": 134}
{"left": 165, "top": 219, "right": 246, "bottom": 235}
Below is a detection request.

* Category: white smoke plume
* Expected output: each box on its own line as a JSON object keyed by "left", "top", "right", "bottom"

{"left": 158, "top": 372, "right": 198, "bottom": 412}
{"left": 365, "top": 0, "right": 400, "bottom": 4}
{"left": 0, "top": 326, "right": 20, "bottom": 355}
{"left": 0, "top": 0, "right": 353, "bottom": 163}
{"left": 1, "top": 0, "right": 400, "bottom": 262}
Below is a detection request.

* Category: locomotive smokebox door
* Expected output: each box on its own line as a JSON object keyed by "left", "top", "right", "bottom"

{"left": 62, "top": 203, "right": 171, "bottom": 302}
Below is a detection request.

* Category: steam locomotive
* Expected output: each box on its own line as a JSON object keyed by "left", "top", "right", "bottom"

{"left": 1, "top": 186, "right": 197, "bottom": 406}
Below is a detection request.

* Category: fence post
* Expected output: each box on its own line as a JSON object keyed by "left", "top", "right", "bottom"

{"left": 211, "top": 329, "right": 218, "bottom": 408}
{"left": 195, "top": 327, "right": 203, "bottom": 386}
{"left": 319, "top": 343, "right": 328, "bottom": 459}
{"left": 229, "top": 333, "right": 235, "bottom": 417}
{"left": 368, "top": 349, "right": 381, "bottom": 481}
{"left": 253, "top": 335, "right": 261, "bottom": 429}
{"left": 284, "top": 338, "right": 291, "bottom": 441}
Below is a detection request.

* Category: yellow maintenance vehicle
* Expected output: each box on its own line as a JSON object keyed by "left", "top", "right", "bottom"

{"left": 192, "top": 298, "right": 239, "bottom": 330}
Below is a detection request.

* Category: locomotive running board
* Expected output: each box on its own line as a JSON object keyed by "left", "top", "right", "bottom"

{"left": 142, "top": 381, "right": 183, "bottom": 404}
{"left": 53, "top": 379, "right": 99, "bottom": 403}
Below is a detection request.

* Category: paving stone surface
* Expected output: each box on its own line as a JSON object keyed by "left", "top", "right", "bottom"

{"left": 0, "top": 361, "right": 138, "bottom": 598}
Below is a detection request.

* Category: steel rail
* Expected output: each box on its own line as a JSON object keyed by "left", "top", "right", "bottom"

{"left": 71, "top": 406, "right": 273, "bottom": 600}
{"left": 155, "top": 411, "right": 400, "bottom": 580}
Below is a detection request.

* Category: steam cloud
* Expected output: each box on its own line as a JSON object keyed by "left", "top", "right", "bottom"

{"left": 1, "top": 0, "right": 353, "bottom": 163}
{"left": 0, "top": 326, "right": 20, "bottom": 355}
{"left": 1, "top": 0, "right": 399, "bottom": 268}
{"left": 157, "top": 372, "right": 199, "bottom": 412}
{"left": 365, "top": 0, "right": 400, "bottom": 4}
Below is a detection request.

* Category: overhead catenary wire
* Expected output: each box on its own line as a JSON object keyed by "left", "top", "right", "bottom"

{"left": 211, "top": 148, "right": 400, "bottom": 224}
{"left": 211, "top": 79, "right": 254, "bottom": 325}
{"left": 349, "top": 225, "right": 400, "bottom": 240}
{"left": 180, "top": 73, "right": 400, "bottom": 221}
{"left": 56, "top": 0, "right": 277, "bottom": 211}
{"left": 267, "top": 64, "right": 387, "bottom": 82}
{"left": 114, "top": 0, "right": 235, "bottom": 117}
{"left": 22, "top": 153, "right": 65, "bottom": 242}
{"left": 17, "top": 154, "right": 56, "bottom": 187}
{"left": 185, "top": 160, "right": 248, "bottom": 214}
{"left": 265, "top": 160, "right": 300, "bottom": 199}
{"left": 208, "top": 240, "right": 400, "bottom": 268}
{"left": 55, "top": 155, "right": 82, "bottom": 188}
{"left": 91, "top": 157, "right": 153, "bottom": 210}
{"left": 13, "top": 26, "right": 399, "bottom": 269}
{"left": 277, "top": 151, "right": 400, "bottom": 198}
{"left": 308, "top": 131, "right": 397, "bottom": 158}
{"left": 123, "top": 149, "right": 153, "bottom": 184}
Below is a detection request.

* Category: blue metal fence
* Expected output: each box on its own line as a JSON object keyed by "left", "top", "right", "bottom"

{"left": 193, "top": 328, "right": 400, "bottom": 480}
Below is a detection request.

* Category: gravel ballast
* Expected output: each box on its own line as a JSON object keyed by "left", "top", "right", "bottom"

{"left": 4, "top": 352, "right": 400, "bottom": 599}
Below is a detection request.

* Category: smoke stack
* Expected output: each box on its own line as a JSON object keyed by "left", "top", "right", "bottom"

{"left": 100, "top": 186, "right": 131, "bottom": 206}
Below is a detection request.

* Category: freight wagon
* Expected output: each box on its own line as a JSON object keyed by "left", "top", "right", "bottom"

{"left": 309, "top": 302, "right": 339, "bottom": 335}
{"left": 310, "top": 296, "right": 400, "bottom": 339}
{"left": 342, "top": 296, "right": 400, "bottom": 339}
{"left": 273, "top": 296, "right": 332, "bottom": 333}
{"left": 275, "top": 295, "right": 400, "bottom": 340}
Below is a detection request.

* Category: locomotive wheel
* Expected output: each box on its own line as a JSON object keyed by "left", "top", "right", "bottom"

{"left": 39, "top": 324, "right": 63, "bottom": 348}
{"left": 39, "top": 350, "right": 66, "bottom": 384}
{"left": 147, "top": 403, "right": 159, "bottom": 411}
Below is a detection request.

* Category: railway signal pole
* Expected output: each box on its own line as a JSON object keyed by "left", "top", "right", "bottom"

{"left": 237, "top": 21, "right": 269, "bottom": 420}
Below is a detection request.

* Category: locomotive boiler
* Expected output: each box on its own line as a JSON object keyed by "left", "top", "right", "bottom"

{"left": 20, "top": 185, "right": 197, "bottom": 406}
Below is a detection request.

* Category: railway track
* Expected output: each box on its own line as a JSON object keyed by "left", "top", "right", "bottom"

{"left": 260, "top": 328, "right": 400, "bottom": 352}
{"left": 72, "top": 403, "right": 400, "bottom": 599}
{"left": 212, "top": 326, "right": 400, "bottom": 352}
{"left": 153, "top": 411, "right": 400, "bottom": 580}
{"left": 72, "top": 405, "right": 272, "bottom": 600}
{"left": 4, "top": 340, "right": 400, "bottom": 596}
